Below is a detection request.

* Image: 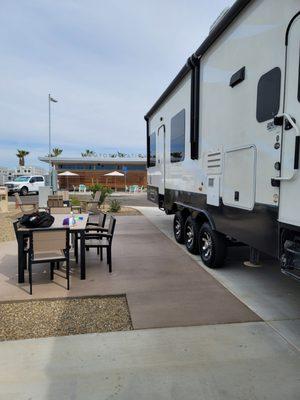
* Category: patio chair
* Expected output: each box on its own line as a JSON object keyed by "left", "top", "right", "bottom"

{"left": 85, "top": 216, "right": 116, "bottom": 273}
{"left": 14, "top": 193, "right": 38, "bottom": 214}
{"left": 82, "top": 190, "right": 102, "bottom": 214}
{"left": 78, "top": 184, "right": 87, "bottom": 193}
{"left": 27, "top": 228, "right": 70, "bottom": 295}
{"left": 50, "top": 207, "right": 72, "bottom": 214}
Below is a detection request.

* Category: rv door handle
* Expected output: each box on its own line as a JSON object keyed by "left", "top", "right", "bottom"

{"left": 274, "top": 113, "right": 299, "bottom": 135}
{"left": 294, "top": 136, "right": 300, "bottom": 170}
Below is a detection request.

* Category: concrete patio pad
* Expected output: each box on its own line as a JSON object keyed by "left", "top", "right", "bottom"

{"left": 0, "top": 322, "right": 299, "bottom": 400}
{"left": 0, "top": 215, "right": 259, "bottom": 330}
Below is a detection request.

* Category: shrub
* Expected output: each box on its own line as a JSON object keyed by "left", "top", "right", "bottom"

{"left": 70, "top": 196, "right": 80, "bottom": 206}
{"left": 109, "top": 199, "right": 121, "bottom": 213}
{"left": 88, "top": 184, "right": 112, "bottom": 205}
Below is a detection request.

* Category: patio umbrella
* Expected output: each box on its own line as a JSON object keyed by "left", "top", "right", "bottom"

{"left": 104, "top": 171, "right": 125, "bottom": 191}
{"left": 58, "top": 171, "right": 79, "bottom": 190}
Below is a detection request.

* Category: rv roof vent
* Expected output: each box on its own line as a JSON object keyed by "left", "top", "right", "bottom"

{"left": 209, "top": 7, "right": 230, "bottom": 32}
{"left": 206, "top": 150, "right": 222, "bottom": 175}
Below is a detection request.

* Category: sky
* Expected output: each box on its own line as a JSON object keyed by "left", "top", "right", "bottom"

{"left": 0, "top": 0, "right": 233, "bottom": 168}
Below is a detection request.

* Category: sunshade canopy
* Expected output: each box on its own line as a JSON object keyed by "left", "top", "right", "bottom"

{"left": 58, "top": 171, "right": 79, "bottom": 176}
{"left": 104, "top": 171, "right": 125, "bottom": 177}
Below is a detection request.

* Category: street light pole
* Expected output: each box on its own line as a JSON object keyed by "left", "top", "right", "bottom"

{"left": 48, "top": 94, "right": 58, "bottom": 187}
{"left": 48, "top": 94, "right": 51, "bottom": 179}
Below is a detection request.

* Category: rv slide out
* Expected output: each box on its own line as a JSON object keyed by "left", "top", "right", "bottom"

{"left": 145, "top": 0, "right": 300, "bottom": 281}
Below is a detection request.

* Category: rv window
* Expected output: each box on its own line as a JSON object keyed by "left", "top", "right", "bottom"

{"left": 171, "top": 109, "right": 185, "bottom": 163}
{"left": 256, "top": 67, "right": 281, "bottom": 123}
{"left": 149, "top": 132, "right": 156, "bottom": 167}
{"left": 298, "top": 48, "right": 300, "bottom": 102}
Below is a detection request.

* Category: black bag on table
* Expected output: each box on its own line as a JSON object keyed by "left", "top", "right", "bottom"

{"left": 19, "top": 212, "right": 54, "bottom": 229}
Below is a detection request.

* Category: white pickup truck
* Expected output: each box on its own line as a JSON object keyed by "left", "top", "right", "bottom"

{"left": 5, "top": 175, "right": 45, "bottom": 196}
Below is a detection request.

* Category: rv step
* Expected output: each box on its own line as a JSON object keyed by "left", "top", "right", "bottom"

{"left": 281, "top": 267, "right": 300, "bottom": 282}
{"left": 285, "top": 244, "right": 300, "bottom": 255}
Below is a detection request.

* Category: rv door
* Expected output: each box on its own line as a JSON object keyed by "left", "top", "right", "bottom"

{"left": 157, "top": 124, "right": 166, "bottom": 194}
{"left": 278, "top": 14, "right": 300, "bottom": 226}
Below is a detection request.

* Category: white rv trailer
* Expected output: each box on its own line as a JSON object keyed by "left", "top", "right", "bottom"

{"left": 145, "top": 0, "right": 300, "bottom": 280}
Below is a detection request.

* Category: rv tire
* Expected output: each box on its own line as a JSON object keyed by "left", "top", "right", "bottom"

{"left": 198, "top": 223, "right": 227, "bottom": 268}
{"left": 184, "top": 216, "right": 200, "bottom": 254}
{"left": 173, "top": 211, "right": 186, "bottom": 244}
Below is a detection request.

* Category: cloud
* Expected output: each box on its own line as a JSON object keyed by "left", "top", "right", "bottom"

{"left": 0, "top": 0, "right": 233, "bottom": 167}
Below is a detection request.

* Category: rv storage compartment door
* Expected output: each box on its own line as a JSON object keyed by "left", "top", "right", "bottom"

{"left": 222, "top": 145, "right": 256, "bottom": 210}
{"left": 207, "top": 176, "right": 220, "bottom": 206}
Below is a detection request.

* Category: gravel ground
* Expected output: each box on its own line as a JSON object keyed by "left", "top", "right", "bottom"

{"left": 0, "top": 295, "right": 132, "bottom": 341}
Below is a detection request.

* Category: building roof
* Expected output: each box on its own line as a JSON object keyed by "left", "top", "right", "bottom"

{"left": 39, "top": 156, "right": 146, "bottom": 165}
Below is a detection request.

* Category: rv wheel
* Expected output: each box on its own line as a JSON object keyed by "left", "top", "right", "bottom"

{"left": 198, "top": 223, "right": 227, "bottom": 268}
{"left": 173, "top": 211, "right": 186, "bottom": 244}
{"left": 184, "top": 216, "right": 200, "bottom": 254}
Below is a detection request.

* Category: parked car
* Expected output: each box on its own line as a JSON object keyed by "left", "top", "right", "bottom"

{"left": 5, "top": 175, "right": 45, "bottom": 196}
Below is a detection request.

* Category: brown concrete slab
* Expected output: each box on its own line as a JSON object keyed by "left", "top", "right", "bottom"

{"left": 0, "top": 215, "right": 260, "bottom": 329}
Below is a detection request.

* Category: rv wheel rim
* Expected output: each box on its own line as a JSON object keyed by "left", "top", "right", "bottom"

{"left": 186, "top": 225, "right": 194, "bottom": 247}
{"left": 175, "top": 219, "right": 181, "bottom": 238}
{"left": 202, "top": 232, "right": 212, "bottom": 259}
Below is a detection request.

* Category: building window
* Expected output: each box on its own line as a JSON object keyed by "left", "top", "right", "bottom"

{"left": 256, "top": 67, "right": 281, "bottom": 122}
{"left": 149, "top": 132, "right": 156, "bottom": 167}
{"left": 171, "top": 109, "right": 185, "bottom": 163}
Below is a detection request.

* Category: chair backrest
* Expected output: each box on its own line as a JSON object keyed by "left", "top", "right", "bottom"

{"left": 57, "top": 191, "right": 70, "bottom": 201}
{"left": 13, "top": 220, "right": 19, "bottom": 240}
{"left": 87, "top": 211, "right": 106, "bottom": 227}
{"left": 107, "top": 216, "right": 116, "bottom": 241}
{"left": 93, "top": 191, "right": 102, "bottom": 202}
{"left": 100, "top": 212, "right": 106, "bottom": 228}
{"left": 14, "top": 193, "right": 22, "bottom": 206}
{"left": 47, "top": 195, "right": 63, "bottom": 208}
{"left": 32, "top": 228, "right": 69, "bottom": 253}
{"left": 50, "top": 207, "right": 72, "bottom": 214}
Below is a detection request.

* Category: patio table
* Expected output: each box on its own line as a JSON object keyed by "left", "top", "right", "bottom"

{"left": 17, "top": 213, "right": 89, "bottom": 284}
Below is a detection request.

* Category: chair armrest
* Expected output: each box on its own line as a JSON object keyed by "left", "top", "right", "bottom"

{"left": 85, "top": 232, "right": 112, "bottom": 238}
{"left": 85, "top": 227, "right": 108, "bottom": 232}
{"left": 85, "top": 227, "right": 101, "bottom": 232}
{"left": 98, "top": 233, "right": 112, "bottom": 238}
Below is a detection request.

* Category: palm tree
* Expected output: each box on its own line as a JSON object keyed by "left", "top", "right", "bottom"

{"left": 16, "top": 149, "right": 29, "bottom": 166}
{"left": 51, "top": 148, "right": 63, "bottom": 157}
{"left": 81, "top": 149, "right": 96, "bottom": 157}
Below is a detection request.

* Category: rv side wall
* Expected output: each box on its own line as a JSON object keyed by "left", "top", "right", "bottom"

{"left": 147, "top": 0, "right": 300, "bottom": 257}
